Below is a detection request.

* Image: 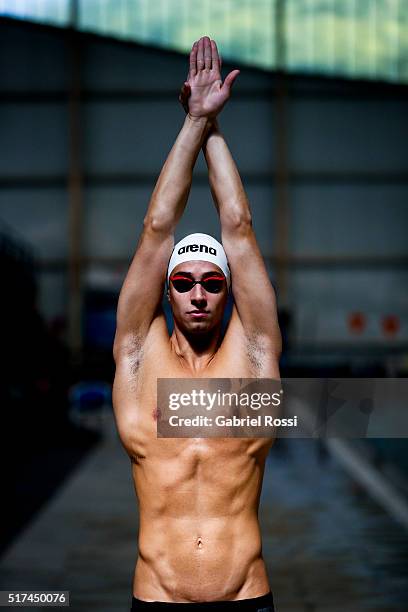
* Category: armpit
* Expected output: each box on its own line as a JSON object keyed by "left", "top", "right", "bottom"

{"left": 120, "top": 332, "right": 144, "bottom": 376}
{"left": 246, "top": 331, "right": 268, "bottom": 375}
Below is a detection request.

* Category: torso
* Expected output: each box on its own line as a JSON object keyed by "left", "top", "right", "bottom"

{"left": 113, "top": 306, "right": 280, "bottom": 602}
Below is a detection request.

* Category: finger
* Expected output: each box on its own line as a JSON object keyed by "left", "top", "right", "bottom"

{"left": 211, "top": 39, "right": 220, "bottom": 74}
{"left": 222, "top": 69, "right": 240, "bottom": 94}
{"left": 189, "top": 41, "right": 198, "bottom": 77}
{"left": 197, "top": 37, "right": 205, "bottom": 71}
{"left": 204, "top": 36, "right": 212, "bottom": 70}
{"left": 187, "top": 41, "right": 198, "bottom": 80}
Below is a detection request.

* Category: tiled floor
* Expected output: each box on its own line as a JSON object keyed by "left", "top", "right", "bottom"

{"left": 1, "top": 417, "right": 407, "bottom": 611}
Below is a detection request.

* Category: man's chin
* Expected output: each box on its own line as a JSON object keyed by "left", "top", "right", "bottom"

{"left": 186, "top": 320, "right": 213, "bottom": 334}
{"left": 172, "top": 314, "right": 220, "bottom": 336}
{"left": 180, "top": 316, "right": 219, "bottom": 335}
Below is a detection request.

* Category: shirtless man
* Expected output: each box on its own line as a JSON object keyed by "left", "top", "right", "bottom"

{"left": 113, "top": 37, "right": 282, "bottom": 611}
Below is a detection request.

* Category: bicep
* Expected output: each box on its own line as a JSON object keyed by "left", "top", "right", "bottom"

{"left": 115, "top": 226, "right": 173, "bottom": 348}
{"left": 221, "top": 227, "right": 281, "bottom": 355}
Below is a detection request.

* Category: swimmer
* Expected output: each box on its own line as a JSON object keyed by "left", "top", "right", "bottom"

{"left": 113, "top": 36, "right": 281, "bottom": 611}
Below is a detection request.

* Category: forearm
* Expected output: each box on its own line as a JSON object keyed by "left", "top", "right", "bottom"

{"left": 145, "top": 115, "right": 211, "bottom": 233}
{"left": 203, "top": 122, "right": 252, "bottom": 231}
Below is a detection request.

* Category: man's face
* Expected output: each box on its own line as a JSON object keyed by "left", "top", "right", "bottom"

{"left": 168, "top": 261, "right": 228, "bottom": 335}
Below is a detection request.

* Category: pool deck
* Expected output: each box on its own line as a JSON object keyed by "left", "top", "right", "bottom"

{"left": 1, "top": 416, "right": 407, "bottom": 611}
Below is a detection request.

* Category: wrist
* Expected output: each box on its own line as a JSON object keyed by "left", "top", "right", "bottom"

{"left": 202, "top": 118, "right": 220, "bottom": 148}
{"left": 186, "top": 113, "right": 211, "bottom": 128}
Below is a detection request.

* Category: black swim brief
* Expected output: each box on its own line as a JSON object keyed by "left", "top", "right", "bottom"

{"left": 131, "top": 591, "right": 275, "bottom": 611}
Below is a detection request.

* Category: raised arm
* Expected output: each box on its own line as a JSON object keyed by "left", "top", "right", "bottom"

{"left": 181, "top": 38, "right": 281, "bottom": 356}
{"left": 203, "top": 123, "right": 281, "bottom": 351}
{"left": 113, "top": 113, "right": 210, "bottom": 358}
{"left": 114, "top": 37, "right": 241, "bottom": 359}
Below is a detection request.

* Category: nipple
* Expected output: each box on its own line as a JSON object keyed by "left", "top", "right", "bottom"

{"left": 152, "top": 407, "right": 161, "bottom": 422}
{"left": 197, "top": 537, "right": 203, "bottom": 549}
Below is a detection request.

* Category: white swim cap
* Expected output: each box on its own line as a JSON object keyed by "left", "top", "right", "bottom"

{"left": 167, "top": 233, "right": 231, "bottom": 289}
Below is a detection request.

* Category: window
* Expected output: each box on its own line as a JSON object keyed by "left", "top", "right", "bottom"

{"left": 1, "top": 0, "right": 407, "bottom": 83}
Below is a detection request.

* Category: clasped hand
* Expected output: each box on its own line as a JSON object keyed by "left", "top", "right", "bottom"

{"left": 179, "top": 36, "right": 240, "bottom": 120}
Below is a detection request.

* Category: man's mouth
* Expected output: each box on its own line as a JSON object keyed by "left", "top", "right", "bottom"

{"left": 188, "top": 311, "right": 209, "bottom": 318}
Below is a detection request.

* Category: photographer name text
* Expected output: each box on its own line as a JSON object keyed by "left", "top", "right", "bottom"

{"left": 168, "top": 415, "right": 297, "bottom": 427}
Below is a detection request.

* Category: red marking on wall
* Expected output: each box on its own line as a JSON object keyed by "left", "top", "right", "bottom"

{"left": 348, "top": 312, "right": 366, "bottom": 334}
{"left": 381, "top": 315, "right": 400, "bottom": 336}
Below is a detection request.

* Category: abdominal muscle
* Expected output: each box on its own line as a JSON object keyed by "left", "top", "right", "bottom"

{"left": 131, "top": 438, "right": 271, "bottom": 603}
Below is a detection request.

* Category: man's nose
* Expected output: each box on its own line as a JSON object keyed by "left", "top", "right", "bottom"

{"left": 190, "top": 283, "right": 207, "bottom": 304}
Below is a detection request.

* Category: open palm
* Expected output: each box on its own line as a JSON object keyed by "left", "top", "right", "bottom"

{"left": 183, "top": 37, "right": 239, "bottom": 119}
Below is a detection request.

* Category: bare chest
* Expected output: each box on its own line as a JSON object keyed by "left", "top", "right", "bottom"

{"left": 113, "top": 330, "right": 278, "bottom": 462}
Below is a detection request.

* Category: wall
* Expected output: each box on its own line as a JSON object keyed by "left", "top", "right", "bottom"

{"left": 0, "top": 17, "right": 407, "bottom": 360}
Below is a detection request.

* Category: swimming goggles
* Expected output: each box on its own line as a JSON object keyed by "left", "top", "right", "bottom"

{"left": 170, "top": 274, "right": 225, "bottom": 294}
